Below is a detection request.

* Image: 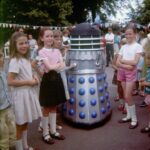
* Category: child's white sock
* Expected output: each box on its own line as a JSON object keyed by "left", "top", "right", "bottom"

{"left": 126, "top": 103, "right": 131, "bottom": 119}
{"left": 22, "top": 130, "right": 28, "bottom": 149}
{"left": 15, "top": 139, "right": 23, "bottom": 150}
{"left": 49, "top": 113, "right": 57, "bottom": 134}
{"left": 129, "top": 104, "right": 137, "bottom": 125}
{"left": 119, "top": 99, "right": 124, "bottom": 105}
{"left": 42, "top": 116, "right": 49, "bottom": 136}
{"left": 122, "top": 103, "right": 131, "bottom": 120}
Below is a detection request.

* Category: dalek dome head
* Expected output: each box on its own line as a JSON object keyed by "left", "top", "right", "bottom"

{"left": 69, "top": 23, "right": 101, "bottom": 51}
{"left": 70, "top": 23, "right": 100, "bottom": 37}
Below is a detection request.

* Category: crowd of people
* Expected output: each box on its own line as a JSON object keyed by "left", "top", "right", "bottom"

{"left": 0, "top": 23, "right": 150, "bottom": 150}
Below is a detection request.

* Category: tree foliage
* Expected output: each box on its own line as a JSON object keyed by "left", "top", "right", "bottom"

{"left": 0, "top": 0, "right": 73, "bottom": 26}
{"left": 128, "top": 0, "right": 150, "bottom": 25}
{"left": 136, "top": 0, "right": 150, "bottom": 25}
{"left": 0, "top": 0, "right": 128, "bottom": 25}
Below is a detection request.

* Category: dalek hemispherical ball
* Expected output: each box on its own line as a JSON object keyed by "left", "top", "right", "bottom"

{"left": 63, "top": 23, "right": 111, "bottom": 126}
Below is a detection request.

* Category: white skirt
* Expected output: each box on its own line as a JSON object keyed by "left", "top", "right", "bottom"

{"left": 11, "top": 86, "right": 42, "bottom": 125}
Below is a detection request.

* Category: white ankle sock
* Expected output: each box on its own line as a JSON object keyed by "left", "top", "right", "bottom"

{"left": 42, "top": 116, "right": 49, "bottom": 136}
{"left": 49, "top": 113, "right": 57, "bottom": 134}
{"left": 16, "top": 139, "right": 23, "bottom": 150}
{"left": 22, "top": 130, "right": 28, "bottom": 149}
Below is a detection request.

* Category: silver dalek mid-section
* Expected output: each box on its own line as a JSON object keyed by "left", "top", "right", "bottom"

{"left": 63, "top": 23, "right": 111, "bottom": 125}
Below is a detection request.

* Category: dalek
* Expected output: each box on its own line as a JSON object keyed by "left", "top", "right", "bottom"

{"left": 63, "top": 23, "right": 111, "bottom": 125}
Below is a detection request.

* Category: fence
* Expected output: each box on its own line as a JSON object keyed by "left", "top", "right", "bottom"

{"left": 3, "top": 45, "right": 10, "bottom": 58}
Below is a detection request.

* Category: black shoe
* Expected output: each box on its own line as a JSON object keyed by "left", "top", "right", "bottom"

{"left": 139, "top": 101, "right": 147, "bottom": 107}
{"left": 118, "top": 118, "right": 131, "bottom": 123}
{"left": 50, "top": 132, "right": 65, "bottom": 140}
{"left": 141, "top": 127, "right": 150, "bottom": 133}
{"left": 129, "top": 122, "right": 138, "bottom": 129}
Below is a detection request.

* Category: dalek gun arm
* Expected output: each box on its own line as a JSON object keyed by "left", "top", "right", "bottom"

{"left": 59, "top": 62, "right": 77, "bottom": 72}
{"left": 58, "top": 62, "right": 77, "bottom": 100}
{"left": 95, "top": 53, "right": 101, "bottom": 66}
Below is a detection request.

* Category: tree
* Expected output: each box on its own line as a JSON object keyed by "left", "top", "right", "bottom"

{"left": 67, "top": 0, "right": 128, "bottom": 24}
{"left": 128, "top": 0, "right": 150, "bottom": 25}
{"left": 1, "top": 0, "right": 72, "bottom": 26}
{"left": 1, "top": 0, "right": 127, "bottom": 26}
{"left": 137, "top": 0, "right": 150, "bottom": 25}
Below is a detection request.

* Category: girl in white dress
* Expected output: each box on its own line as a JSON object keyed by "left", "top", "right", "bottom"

{"left": 8, "top": 32, "right": 42, "bottom": 150}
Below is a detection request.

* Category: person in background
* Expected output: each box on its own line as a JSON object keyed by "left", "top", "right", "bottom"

{"left": 8, "top": 32, "right": 42, "bottom": 150}
{"left": 132, "top": 53, "right": 145, "bottom": 97}
{"left": 16, "top": 27, "right": 24, "bottom": 33}
{"left": 62, "top": 29, "right": 70, "bottom": 49}
{"left": 114, "top": 31, "right": 121, "bottom": 55}
{"left": 28, "top": 34, "right": 38, "bottom": 59}
{"left": 105, "top": 27, "right": 114, "bottom": 67}
{"left": 140, "top": 51, "right": 150, "bottom": 135}
{"left": 0, "top": 51, "right": 16, "bottom": 150}
{"left": 139, "top": 33, "right": 150, "bottom": 107}
{"left": 111, "top": 51, "right": 124, "bottom": 112}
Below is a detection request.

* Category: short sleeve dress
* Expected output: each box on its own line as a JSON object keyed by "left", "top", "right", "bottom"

{"left": 8, "top": 58, "right": 42, "bottom": 125}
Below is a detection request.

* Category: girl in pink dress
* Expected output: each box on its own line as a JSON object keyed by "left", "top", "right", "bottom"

{"left": 38, "top": 28, "right": 66, "bottom": 144}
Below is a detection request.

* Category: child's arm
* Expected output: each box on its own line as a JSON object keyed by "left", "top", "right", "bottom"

{"left": 116, "top": 55, "right": 134, "bottom": 70}
{"left": 140, "top": 81, "right": 150, "bottom": 87}
{"left": 41, "top": 58, "right": 60, "bottom": 71}
{"left": 8, "top": 72, "right": 38, "bottom": 87}
{"left": 120, "top": 53, "right": 141, "bottom": 66}
{"left": 111, "top": 55, "right": 118, "bottom": 70}
{"left": 31, "top": 60, "right": 44, "bottom": 77}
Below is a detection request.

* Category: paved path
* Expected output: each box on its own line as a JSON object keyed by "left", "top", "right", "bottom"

{"left": 28, "top": 67, "right": 150, "bottom": 150}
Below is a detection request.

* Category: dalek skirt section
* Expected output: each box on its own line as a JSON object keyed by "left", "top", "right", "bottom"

{"left": 63, "top": 23, "right": 111, "bottom": 125}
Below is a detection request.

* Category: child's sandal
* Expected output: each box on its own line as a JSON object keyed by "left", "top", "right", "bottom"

{"left": 42, "top": 134, "right": 55, "bottom": 144}
{"left": 50, "top": 132, "right": 65, "bottom": 140}
{"left": 118, "top": 117, "right": 131, "bottom": 123}
{"left": 139, "top": 91, "right": 145, "bottom": 97}
{"left": 114, "top": 96, "right": 119, "bottom": 102}
{"left": 117, "top": 104, "right": 124, "bottom": 111}
{"left": 132, "top": 90, "right": 138, "bottom": 96}
{"left": 141, "top": 127, "right": 150, "bottom": 133}
{"left": 56, "top": 125, "right": 62, "bottom": 130}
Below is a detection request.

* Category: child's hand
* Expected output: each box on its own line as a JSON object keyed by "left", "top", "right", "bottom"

{"left": 140, "top": 78, "right": 145, "bottom": 82}
{"left": 125, "top": 65, "right": 134, "bottom": 70}
{"left": 28, "top": 75, "right": 39, "bottom": 86}
{"left": 140, "top": 81, "right": 146, "bottom": 86}
{"left": 56, "top": 62, "right": 65, "bottom": 71}
{"left": 28, "top": 79, "right": 38, "bottom": 86}
{"left": 33, "top": 75, "right": 39, "bottom": 83}
{"left": 31, "top": 60, "right": 38, "bottom": 69}
{"left": 120, "top": 59, "right": 124, "bottom": 64}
